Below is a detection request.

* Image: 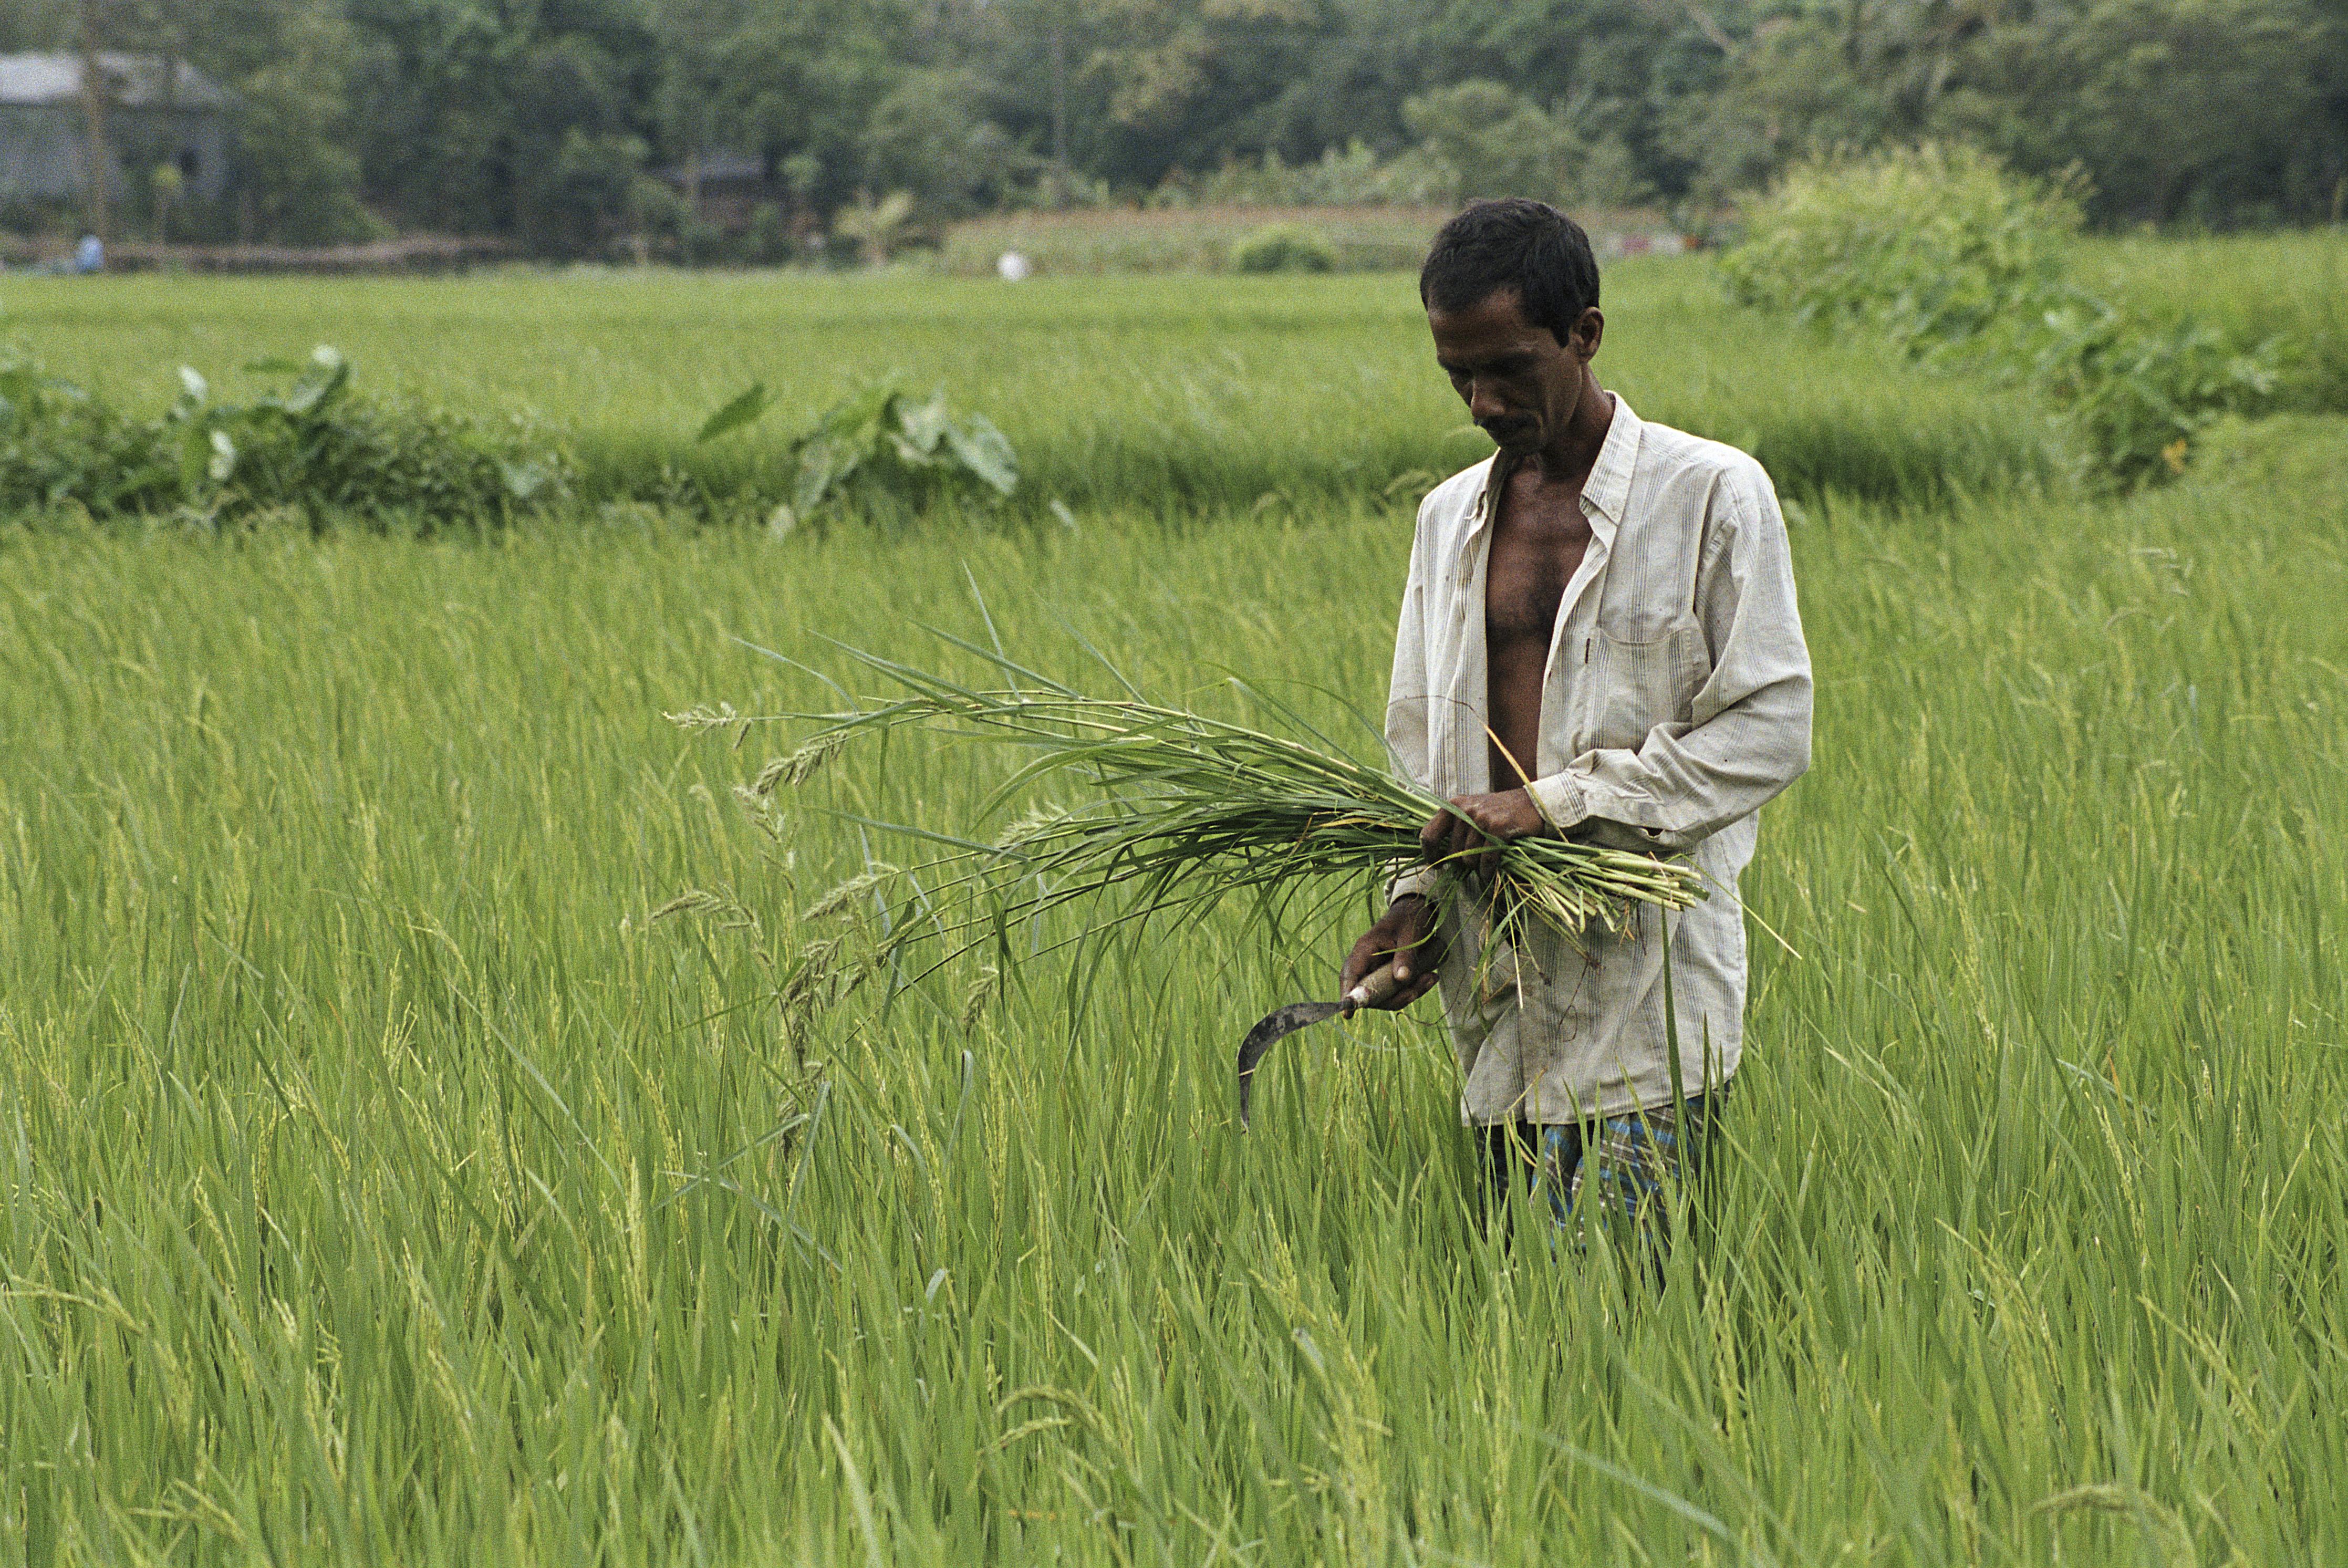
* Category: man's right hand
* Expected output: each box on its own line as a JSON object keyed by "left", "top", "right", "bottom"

{"left": 1341, "top": 894, "right": 1446, "bottom": 1010}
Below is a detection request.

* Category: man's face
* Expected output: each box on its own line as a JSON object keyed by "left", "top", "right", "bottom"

{"left": 1426, "top": 288, "right": 1601, "bottom": 458}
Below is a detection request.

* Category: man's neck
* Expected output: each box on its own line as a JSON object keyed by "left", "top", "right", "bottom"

{"left": 1523, "top": 379, "right": 1614, "bottom": 489}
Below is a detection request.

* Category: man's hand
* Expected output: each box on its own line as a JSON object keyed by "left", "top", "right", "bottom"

{"left": 1418, "top": 786, "right": 1549, "bottom": 872}
{"left": 1342, "top": 895, "right": 1446, "bottom": 1010}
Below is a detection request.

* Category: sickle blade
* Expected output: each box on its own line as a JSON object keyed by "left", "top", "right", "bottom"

{"left": 1235, "top": 1002, "right": 1342, "bottom": 1129}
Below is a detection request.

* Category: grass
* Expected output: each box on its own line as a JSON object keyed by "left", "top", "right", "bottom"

{"left": 3, "top": 245, "right": 2346, "bottom": 1562}
{"left": 0, "top": 261, "right": 2055, "bottom": 514}
{"left": 934, "top": 204, "right": 1456, "bottom": 277}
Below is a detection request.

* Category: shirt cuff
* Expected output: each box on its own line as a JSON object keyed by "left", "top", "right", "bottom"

{"left": 1525, "top": 771, "right": 1595, "bottom": 835}
{"left": 1386, "top": 864, "right": 1440, "bottom": 903}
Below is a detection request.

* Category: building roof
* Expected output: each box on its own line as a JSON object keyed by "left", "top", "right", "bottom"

{"left": 0, "top": 54, "right": 231, "bottom": 111}
{"left": 655, "top": 150, "right": 769, "bottom": 187}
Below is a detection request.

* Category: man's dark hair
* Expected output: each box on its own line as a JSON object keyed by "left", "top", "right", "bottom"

{"left": 1419, "top": 199, "right": 1601, "bottom": 345}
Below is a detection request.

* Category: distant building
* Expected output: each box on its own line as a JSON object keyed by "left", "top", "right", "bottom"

{"left": 654, "top": 150, "right": 780, "bottom": 229}
{"left": 0, "top": 54, "right": 232, "bottom": 207}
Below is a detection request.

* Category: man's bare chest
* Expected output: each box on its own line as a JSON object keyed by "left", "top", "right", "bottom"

{"left": 1485, "top": 487, "right": 1593, "bottom": 645}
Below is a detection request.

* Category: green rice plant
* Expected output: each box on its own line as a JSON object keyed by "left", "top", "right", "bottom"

{"left": 934, "top": 203, "right": 1447, "bottom": 275}
{"left": 677, "top": 640, "right": 1701, "bottom": 977}
{"left": 2, "top": 407, "right": 2346, "bottom": 1559}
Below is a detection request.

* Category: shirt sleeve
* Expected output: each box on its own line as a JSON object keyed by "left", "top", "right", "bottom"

{"left": 1525, "top": 460, "right": 1813, "bottom": 854}
{"left": 1384, "top": 502, "right": 1442, "bottom": 902}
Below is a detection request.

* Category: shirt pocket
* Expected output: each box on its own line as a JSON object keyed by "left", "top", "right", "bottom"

{"left": 1584, "top": 621, "right": 1706, "bottom": 753}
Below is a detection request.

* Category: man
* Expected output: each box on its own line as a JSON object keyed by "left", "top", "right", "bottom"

{"left": 1341, "top": 199, "right": 1812, "bottom": 1247}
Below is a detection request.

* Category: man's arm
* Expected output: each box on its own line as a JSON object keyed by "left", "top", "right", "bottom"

{"left": 1348, "top": 501, "right": 1450, "bottom": 1009}
{"left": 1380, "top": 502, "right": 1443, "bottom": 901}
{"left": 1525, "top": 461, "right": 1812, "bottom": 853}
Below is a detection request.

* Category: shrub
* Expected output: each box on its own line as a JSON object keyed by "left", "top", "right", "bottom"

{"left": 0, "top": 351, "right": 180, "bottom": 515}
{"left": 1719, "top": 144, "right": 2084, "bottom": 359}
{"left": 693, "top": 377, "right": 1017, "bottom": 530}
{"left": 1230, "top": 224, "right": 1337, "bottom": 274}
{"left": 0, "top": 346, "right": 568, "bottom": 529}
{"left": 1721, "top": 144, "right": 2279, "bottom": 487}
{"left": 2030, "top": 307, "right": 2278, "bottom": 487}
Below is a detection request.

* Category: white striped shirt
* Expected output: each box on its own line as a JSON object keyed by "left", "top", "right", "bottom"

{"left": 1384, "top": 395, "right": 1813, "bottom": 1123}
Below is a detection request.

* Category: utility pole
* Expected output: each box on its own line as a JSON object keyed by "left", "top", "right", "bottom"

{"left": 77, "top": 0, "right": 113, "bottom": 243}
{"left": 1048, "top": 3, "right": 1069, "bottom": 201}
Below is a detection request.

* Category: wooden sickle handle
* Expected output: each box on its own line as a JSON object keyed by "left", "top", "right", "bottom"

{"left": 1340, "top": 961, "right": 1403, "bottom": 1016}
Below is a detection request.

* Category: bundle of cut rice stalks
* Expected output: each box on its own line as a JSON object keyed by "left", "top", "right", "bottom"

{"left": 670, "top": 639, "right": 1704, "bottom": 981}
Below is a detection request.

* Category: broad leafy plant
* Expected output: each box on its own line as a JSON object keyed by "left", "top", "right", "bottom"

{"left": 0, "top": 345, "right": 566, "bottom": 528}
{"left": 168, "top": 347, "right": 565, "bottom": 526}
{"left": 2029, "top": 305, "right": 2279, "bottom": 487}
{"left": 697, "top": 377, "right": 1017, "bottom": 530}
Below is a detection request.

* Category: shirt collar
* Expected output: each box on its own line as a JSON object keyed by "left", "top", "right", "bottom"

{"left": 1581, "top": 392, "right": 1640, "bottom": 529}
{"left": 1470, "top": 391, "right": 1641, "bottom": 535}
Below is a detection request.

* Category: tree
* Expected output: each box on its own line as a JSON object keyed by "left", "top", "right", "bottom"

{"left": 1396, "top": 80, "right": 1579, "bottom": 205}
{"left": 1935, "top": 0, "right": 2341, "bottom": 225}
{"left": 861, "top": 68, "right": 1027, "bottom": 220}
{"left": 204, "top": 0, "right": 373, "bottom": 242}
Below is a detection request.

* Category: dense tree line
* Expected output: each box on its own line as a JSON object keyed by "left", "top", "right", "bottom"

{"left": 16, "top": 0, "right": 2348, "bottom": 251}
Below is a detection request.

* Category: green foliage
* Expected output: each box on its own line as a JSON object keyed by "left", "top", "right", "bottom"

{"left": 2, "top": 263, "right": 2079, "bottom": 519}
{"left": 0, "top": 344, "right": 567, "bottom": 528}
{"left": 693, "top": 382, "right": 775, "bottom": 444}
{"left": 1677, "top": 0, "right": 2347, "bottom": 226}
{"left": 216, "top": 0, "right": 381, "bottom": 244}
{"left": 1719, "top": 145, "right": 2084, "bottom": 358}
{"left": 64, "top": 0, "right": 2348, "bottom": 254}
{"left": 1228, "top": 223, "right": 1337, "bottom": 274}
{"left": 1931, "top": 0, "right": 2342, "bottom": 229}
{"left": 860, "top": 67, "right": 1030, "bottom": 221}
{"left": 830, "top": 190, "right": 919, "bottom": 263}
{"left": 0, "top": 350, "right": 181, "bottom": 516}
{"left": 1723, "top": 146, "right": 2282, "bottom": 487}
{"left": 1397, "top": 79, "right": 1578, "bottom": 206}
{"left": 2029, "top": 308, "right": 2279, "bottom": 488}
{"left": 2076, "top": 232, "right": 2348, "bottom": 418}
{"left": 696, "top": 376, "right": 1018, "bottom": 529}
{"left": 1155, "top": 142, "right": 1412, "bottom": 209}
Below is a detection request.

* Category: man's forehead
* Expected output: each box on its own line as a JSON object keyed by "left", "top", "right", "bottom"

{"left": 1426, "top": 286, "right": 1531, "bottom": 329}
{"left": 1427, "top": 289, "right": 1545, "bottom": 358}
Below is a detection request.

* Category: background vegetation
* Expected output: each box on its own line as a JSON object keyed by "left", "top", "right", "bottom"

{"left": 17, "top": 0, "right": 2348, "bottom": 255}
{"left": 0, "top": 253, "right": 2065, "bottom": 517}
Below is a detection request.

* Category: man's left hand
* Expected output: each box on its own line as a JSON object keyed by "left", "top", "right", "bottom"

{"left": 1419, "top": 787, "right": 1549, "bottom": 870}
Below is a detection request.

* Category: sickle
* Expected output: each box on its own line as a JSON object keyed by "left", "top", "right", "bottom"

{"left": 1235, "top": 961, "right": 1402, "bottom": 1130}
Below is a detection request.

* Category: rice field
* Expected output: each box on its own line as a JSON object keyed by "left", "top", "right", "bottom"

{"left": 3, "top": 248, "right": 2346, "bottom": 1564}
{"left": 0, "top": 259, "right": 2053, "bottom": 512}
